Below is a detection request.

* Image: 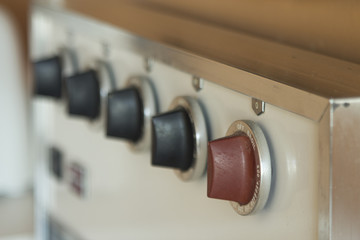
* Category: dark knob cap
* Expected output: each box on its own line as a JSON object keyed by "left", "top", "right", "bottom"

{"left": 106, "top": 87, "right": 144, "bottom": 142}
{"left": 65, "top": 70, "right": 100, "bottom": 119}
{"left": 33, "top": 56, "right": 62, "bottom": 98}
{"left": 49, "top": 147, "right": 63, "bottom": 180}
{"left": 151, "top": 109, "right": 194, "bottom": 171}
{"left": 207, "top": 134, "right": 257, "bottom": 205}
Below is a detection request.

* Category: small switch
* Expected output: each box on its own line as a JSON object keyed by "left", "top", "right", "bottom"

{"left": 49, "top": 147, "right": 63, "bottom": 180}
{"left": 69, "top": 162, "right": 86, "bottom": 197}
{"left": 207, "top": 134, "right": 257, "bottom": 205}
{"left": 65, "top": 70, "right": 100, "bottom": 119}
{"left": 33, "top": 56, "right": 62, "bottom": 98}
{"left": 106, "top": 87, "right": 144, "bottom": 142}
{"left": 151, "top": 109, "right": 194, "bottom": 171}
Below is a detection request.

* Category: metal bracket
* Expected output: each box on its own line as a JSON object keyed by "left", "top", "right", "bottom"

{"left": 192, "top": 76, "right": 204, "bottom": 92}
{"left": 252, "top": 98, "right": 265, "bottom": 115}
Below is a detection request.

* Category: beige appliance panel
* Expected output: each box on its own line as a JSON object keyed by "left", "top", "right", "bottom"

{"left": 31, "top": 4, "right": 360, "bottom": 240}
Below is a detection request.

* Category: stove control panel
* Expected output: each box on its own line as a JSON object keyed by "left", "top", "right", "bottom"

{"left": 30, "top": 5, "right": 356, "bottom": 240}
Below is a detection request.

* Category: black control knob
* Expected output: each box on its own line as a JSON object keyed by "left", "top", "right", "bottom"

{"left": 33, "top": 56, "right": 62, "bottom": 98}
{"left": 106, "top": 87, "right": 144, "bottom": 142}
{"left": 65, "top": 70, "right": 100, "bottom": 119}
{"left": 151, "top": 109, "right": 194, "bottom": 171}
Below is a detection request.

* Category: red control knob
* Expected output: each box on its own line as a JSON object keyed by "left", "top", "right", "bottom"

{"left": 207, "top": 134, "right": 257, "bottom": 205}
{"left": 207, "top": 120, "right": 271, "bottom": 215}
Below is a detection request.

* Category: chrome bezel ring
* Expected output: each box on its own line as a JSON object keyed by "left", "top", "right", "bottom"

{"left": 169, "top": 96, "right": 208, "bottom": 181}
{"left": 126, "top": 76, "right": 158, "bottom": 151}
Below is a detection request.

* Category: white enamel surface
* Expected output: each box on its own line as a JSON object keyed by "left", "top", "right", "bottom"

{"left": 0, "top": 7, "right": 30, "bottom": 197}
{"left": 32, "top": 10, "right": 319, "bottom": 240}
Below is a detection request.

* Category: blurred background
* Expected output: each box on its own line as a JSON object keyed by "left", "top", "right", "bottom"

{"left": 0, "top": 0, "right": 32, "bottom": 240}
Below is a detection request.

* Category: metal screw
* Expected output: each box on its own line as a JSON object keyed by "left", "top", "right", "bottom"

{"left": 192, "top": 76, "right": 204, "bottom": 92}
{"left": 252, "top": 98, "right": 265, "bottom": 115}
{"left": 144, "top": 57, "right": 153, "bottom": 73}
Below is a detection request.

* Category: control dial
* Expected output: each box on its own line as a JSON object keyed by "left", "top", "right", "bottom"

{"left": 33, "top": 48, "right": 78, "bottom": 99}
{"left": 151, "top": 96, "right": 208, "bottom": 181}
{"left": 33, "top": 56, "right": 62, "bottom": 98}
{"left": 107, "top": 87, "right": 143, "bottom": 142}
{"left": 106, "top": 76, "right": 157, "bottom": 150}
{"left": 207, "top": 120, "right": 271, "bottom": 215}
{"left": 65, "top": 70, "right": 100, "bottom": 119}
{"left": 152, "top": 109, "right": 194, "bottom": 170}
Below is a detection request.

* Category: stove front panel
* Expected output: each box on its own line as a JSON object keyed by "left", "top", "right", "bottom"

{"left": 32, "top": 7, "right": 321, "bottom": 240}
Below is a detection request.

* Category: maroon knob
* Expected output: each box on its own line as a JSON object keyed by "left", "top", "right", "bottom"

{"left": 207, "top": 134, "right": 257, "bottom": 205}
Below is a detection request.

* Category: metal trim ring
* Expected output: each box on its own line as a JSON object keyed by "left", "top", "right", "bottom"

{"left": 57, "top": 47, "right": 79, "bottom": 107}
{"left": 226, "top": 120, "right": 272, "bottom": 215}
{"left": 126, "top": 76, "right": 158, "bottom": 151}
{"left": 97, "top": 60, "right": 117, "bottom": 99}
{"left": 88, "top": 60, "right": 116, "bottom": 128}
{"left": 60, "top": 47, "right": 78, "bottom": 77}
{"left": 169, "top": 96, "right": 208, "bottom": 181}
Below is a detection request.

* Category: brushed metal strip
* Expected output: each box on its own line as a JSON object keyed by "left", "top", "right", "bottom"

{"left": 331, "top": 98, "right": 360, "bottom": 240}
{"left": 32, "top": 5, "right": 329, "bottom": 121}
{"left": 318, "top": 104, "right": 331, "bottom": 240}
{"left": 32, "top": 5, "right": 360, "bottom": 240}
